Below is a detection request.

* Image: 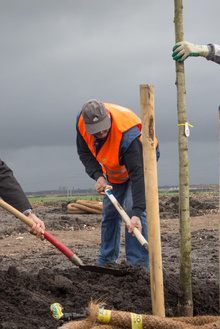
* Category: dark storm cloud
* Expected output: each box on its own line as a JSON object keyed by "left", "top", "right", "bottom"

{"left": 0, "top": 0, "right": 219, "bottom": 191}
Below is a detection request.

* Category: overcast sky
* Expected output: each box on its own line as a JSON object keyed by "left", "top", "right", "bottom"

{"left": 1, "top": 0, "right": 219, "bottom": 192}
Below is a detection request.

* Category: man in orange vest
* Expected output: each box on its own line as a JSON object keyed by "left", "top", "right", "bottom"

{"left": 76, "top": 99, "right": 160, "bottom": 269}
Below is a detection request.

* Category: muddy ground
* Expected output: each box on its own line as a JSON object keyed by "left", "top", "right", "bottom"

{"left": 0, "top": 193, "right": 219, "bottom": 328}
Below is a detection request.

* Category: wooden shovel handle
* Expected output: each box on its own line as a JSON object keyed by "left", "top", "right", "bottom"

{"left": 105, "top": 189, "right": 149, "bottom": 253}
{"left": 0, "top": 199, "right": 83, "bottom": 266}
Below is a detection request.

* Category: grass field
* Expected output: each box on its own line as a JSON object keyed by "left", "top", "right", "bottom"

{"left": 27, "top": 185, "right": 219, "bottom": 203}
{"left": 28, "top": 195, "right": 103, "bottom": 203}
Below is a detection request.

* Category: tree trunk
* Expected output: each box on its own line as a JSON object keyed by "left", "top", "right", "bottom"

{"left": 219, "top": 106, "right": 220, "bottom": 311}
{"left": 174, "top": 0, "right": 193, "bottom": 316}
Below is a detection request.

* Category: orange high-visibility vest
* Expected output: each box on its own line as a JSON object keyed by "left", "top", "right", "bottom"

{"left": 78, "top": 103, "right": 142, "bottom": 184}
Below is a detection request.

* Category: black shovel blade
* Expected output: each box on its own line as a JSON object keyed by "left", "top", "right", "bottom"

{"left": 79, "top": 264, "right": 128, "bottom": 276}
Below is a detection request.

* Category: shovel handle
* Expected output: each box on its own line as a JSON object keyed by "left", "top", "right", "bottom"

{"left": 105, "top": 189, "right": 149, "bottom": 253}
{"left": 0, "top": 199, "right": 83, "bottom": 266}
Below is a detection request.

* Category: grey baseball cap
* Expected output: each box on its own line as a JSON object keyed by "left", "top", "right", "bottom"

{"left": 81, "top": 99, "right": 111, "bottom": 135}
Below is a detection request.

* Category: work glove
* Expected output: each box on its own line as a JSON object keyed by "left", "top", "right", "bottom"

{"left": 172, "top": 41, "right": 209, "bottom": 62}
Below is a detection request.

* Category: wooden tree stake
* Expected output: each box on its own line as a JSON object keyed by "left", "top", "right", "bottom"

{"left": 140, "top": 84, "right": 165, "bottom": 317}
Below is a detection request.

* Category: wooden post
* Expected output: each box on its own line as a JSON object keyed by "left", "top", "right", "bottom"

{"left": 219, "top": 106, "right": 220, "bottom": 311}
{"left": 140, "top": 84, "right": 165, "bottom": 317}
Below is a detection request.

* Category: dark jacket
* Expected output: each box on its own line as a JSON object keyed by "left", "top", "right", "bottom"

{"left": 0, "top": 159, "right": 31, "bottom": 212}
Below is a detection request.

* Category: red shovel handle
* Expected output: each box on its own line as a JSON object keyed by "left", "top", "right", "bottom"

{"left": 43, "top": 231, "right": 74, "bottom": 259}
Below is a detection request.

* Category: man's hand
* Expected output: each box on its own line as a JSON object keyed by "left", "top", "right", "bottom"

{"left": 27, "top": 213, "right": 45, "bottom": 240}
{"left": 172, "top": 41, "right": 209, "bottom": 62}
{"left": 95, "top": 177, "right": 112, "bottom": 195}
{"left": 95, "top": 177, "right": 108, "bottom": 195}
{"left": 126, "top": 216, "right": 142, "bottom": 235}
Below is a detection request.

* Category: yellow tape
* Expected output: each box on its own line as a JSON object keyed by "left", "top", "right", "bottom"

{"left": 131, "top": 313, "right": 143, "bottom": 329}
{"left": 178, "top": 122, "right": 193, "bottom": 127}
{"left": 97, "top": 309, "right": 111, "bottom": 323}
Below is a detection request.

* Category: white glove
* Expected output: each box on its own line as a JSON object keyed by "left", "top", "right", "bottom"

{"left": 172, "top": 41, "right": 209, "bottom": 62}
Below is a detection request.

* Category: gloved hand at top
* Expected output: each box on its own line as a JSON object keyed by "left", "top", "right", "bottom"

{"left": 172, "top": 41, "right": 209, "bottom": 62}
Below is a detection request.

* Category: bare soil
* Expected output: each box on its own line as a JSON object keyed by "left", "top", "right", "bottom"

{"left": 0, "top": 193, "right": 219, "bottom": 328}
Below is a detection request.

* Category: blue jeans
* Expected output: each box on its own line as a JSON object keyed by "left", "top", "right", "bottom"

{"left": 97, "top": 180, "right": 149, "bottom": 268}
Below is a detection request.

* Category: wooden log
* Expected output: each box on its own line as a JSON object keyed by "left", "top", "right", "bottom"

{"left": 74, "top": 204, "right": 102, "bottom": 214}
{"left": 76, "top": 200, "right": 102, "bottom": 211}
{"left": 67, "top": 203, "right": 78, "bottom": 209}
{"left": 69, "top": 203, "right": 102, "bottom": 214}
{"left": 67, "top": 208, "right": 87, "bottom": 214}
{"left": 80, "top": 200, "right": 101, "bottom": 203}
{"left": 67, "top": 203, "right": 87, "bottom": 214}
{"left": 76, "top": 200, "right": 102, "bottom": 205}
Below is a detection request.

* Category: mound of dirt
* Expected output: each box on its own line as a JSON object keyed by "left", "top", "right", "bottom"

{"left": 0, "top": 194, "right": 219, "bottom": 328}
{"left": 159, "top": 194, "right": 218, "bottom": 219}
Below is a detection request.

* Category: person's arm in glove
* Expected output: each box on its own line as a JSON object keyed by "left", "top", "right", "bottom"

{"left": 172, "top": 41, "right": 209, "bottom": 62}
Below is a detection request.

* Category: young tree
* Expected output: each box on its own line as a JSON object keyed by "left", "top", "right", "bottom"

{"left": 219, "top": 106, "right": 220, "bottom": 311}
{"left": 174, "top": 0, "right": 193, "bottom": 316}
